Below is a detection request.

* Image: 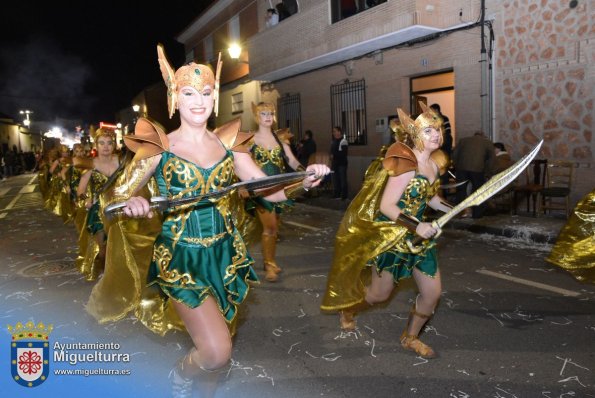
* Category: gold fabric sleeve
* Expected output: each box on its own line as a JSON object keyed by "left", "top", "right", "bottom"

{"left": 321, "top": 168, "right": 408, "bottom": 312}
{"left": 101, "top": 157, "right": 156, "bottom": 208}
{"left": 546, "top": 189, "right": 595, "bottom": 284}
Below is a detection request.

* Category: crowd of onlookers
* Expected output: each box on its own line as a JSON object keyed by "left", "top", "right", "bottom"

{"left": 0, "top": 146, "right": 39, "bottom": 180}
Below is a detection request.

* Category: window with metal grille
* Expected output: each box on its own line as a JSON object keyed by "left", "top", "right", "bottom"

{"left": 277, "top": 93, "right": 302, "bottom": 140}
{"left": 231, "top": 92, "right": 243, "bottom": 114}
{"left": 330, "top": 79, "right": 367, "bottom": 145}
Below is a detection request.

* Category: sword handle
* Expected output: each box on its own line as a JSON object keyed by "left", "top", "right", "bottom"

{"left": 405, "top": 221, "right": 441, "bottom": 254}
{"left": 104, "top": 197, "right": 168, "bottom": 219}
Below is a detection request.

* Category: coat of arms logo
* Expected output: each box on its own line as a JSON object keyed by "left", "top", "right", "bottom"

{"left": 8, "top": 321, "right": 53, "bottom": 387}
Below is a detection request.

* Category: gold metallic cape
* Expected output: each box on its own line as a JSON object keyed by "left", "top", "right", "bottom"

{"left": 320, "top": 168, "right": 408, "bottom": 311}
{"left": 546, "top": 189, "right": 595, "bottom": 284}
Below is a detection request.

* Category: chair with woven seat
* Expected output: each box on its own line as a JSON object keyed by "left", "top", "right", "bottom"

{"left": 512, "top": 159, "right": 547, "bottom": 216}
{"left": 541, "top": 160, "right": 574, "bottom": 218}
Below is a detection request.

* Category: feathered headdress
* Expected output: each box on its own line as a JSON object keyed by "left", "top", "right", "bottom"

{"left": 157, "top": 44, "right": 222, "bottom": 119}
{"left": 396, "top": 102, "right": 443, "bottom": 150}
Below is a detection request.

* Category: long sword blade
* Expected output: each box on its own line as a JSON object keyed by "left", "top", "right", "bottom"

{"left": 436, "top": 140, "right": 543, "bottom": 228}
{"left": 167, "top": 171, "right": 313, "bottom": 207}
{"left": 104, "top": 171, "right": 314, "bottom": 218}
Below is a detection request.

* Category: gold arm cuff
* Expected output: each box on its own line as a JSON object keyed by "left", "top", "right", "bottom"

{"left": 395, "top": 212, "right": 420, "bottom": 233}
{"left": 101, "top": 157, "right": 154, "bottom": 206}
{"left": 296, "top": 164, "right": 306, "bottom": 172}
{"left": 284, "top": 181, "right": 307, "bottom": 199}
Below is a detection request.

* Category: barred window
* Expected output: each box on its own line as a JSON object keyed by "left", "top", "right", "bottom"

{"left": 277, "top": 93, "right": 302, "bottom": 140}
{"left": 231, "top": 92, "right": 243, "bottom": 114}
{"left": 330, "top": 79, "right": 367, "bottom": 145}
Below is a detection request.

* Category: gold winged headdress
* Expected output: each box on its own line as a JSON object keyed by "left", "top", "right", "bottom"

{"left": 157, "top": 44, "right": 223, "bottom": 118}
{"left": 396, "top": 102, "right": 443, "bottom": 151}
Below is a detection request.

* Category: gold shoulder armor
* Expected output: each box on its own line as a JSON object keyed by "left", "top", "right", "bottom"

{"left": 73, "top": 156, "right": 94, "bottom": 170}
{"left": 382, "top": 142, "right": 417, "bottom": 177}
{"left": 274, "top": 128, "right": 293, "bottom": 145}
{"left": 123, "top": 117, "right": 169, "bottom": 161}
{"left": 430, "top": 149, "right": 449, "bottom": 176}
{"left": 214, "top": 118, "right": 254, "bottom": 152}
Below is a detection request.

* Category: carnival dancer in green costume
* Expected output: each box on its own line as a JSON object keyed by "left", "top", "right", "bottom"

{"left": 321, "top": 103, "right": 451, "bottom": 359}
{"left": 246, "top": 101, "right": 306, "bottom": 282}
{"left": 76, "top": 128, "right": 120, "bottom": 280}
{"left": 112, "top": 45, "right": 329, "bottom": 397}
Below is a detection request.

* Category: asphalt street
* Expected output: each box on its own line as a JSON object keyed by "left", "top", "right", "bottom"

{"left": 0, "top": 173, "right": 593, "bottom": 398}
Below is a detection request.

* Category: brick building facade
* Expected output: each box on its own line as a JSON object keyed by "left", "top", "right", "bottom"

{"left": 173, "top": 0, "right": 593, "bottom": 205}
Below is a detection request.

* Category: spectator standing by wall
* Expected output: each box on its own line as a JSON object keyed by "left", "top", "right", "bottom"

{"left": 4, "top": 148, "right": 16, "bottom": 178}
{"left": 330, "top": 126, "right": 348, "bottom": 200}
{"left": 452, "top": 131, "right": 495, "bottom": 218}
{"left": 493, "top": 142, "right": 513, "bottom": 174}
{"left": 430, "top": 104, "right": 453, "bottom": 195}
{"left": 297, "top": 129, "right": 317, "bottom": 166}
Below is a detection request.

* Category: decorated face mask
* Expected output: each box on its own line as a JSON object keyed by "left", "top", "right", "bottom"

{"left": 157, "top": 44, "right": 222, "bottom": 119}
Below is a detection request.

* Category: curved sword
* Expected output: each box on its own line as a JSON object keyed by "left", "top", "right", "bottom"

{"left": 104, "top": 170, "right": 317, "bottom": 218}
{"left": 407, "top": 140, "right": 544, "bottom": 252}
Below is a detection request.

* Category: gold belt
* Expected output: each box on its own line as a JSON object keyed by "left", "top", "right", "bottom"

{"left": 182, "top": 231, "right": 227, "bottom": 247}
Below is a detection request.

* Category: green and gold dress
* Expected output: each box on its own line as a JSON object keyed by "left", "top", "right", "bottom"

{"left": 147, "top": 150, "right": 258, "bottom": 324}
{"left": 322, "top": 142, "right": 441, "bottom": 312}
{"left": 246, "top": 130, "right": 294, "bottom": 214}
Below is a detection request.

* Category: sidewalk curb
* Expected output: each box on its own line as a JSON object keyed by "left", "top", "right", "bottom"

{"left": 446, "top": 220, "right": 559, "bottom": 244}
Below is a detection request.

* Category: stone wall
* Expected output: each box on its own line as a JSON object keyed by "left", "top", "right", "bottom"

{"left": 493, "top": 0, "right": 594, "bottom": 202}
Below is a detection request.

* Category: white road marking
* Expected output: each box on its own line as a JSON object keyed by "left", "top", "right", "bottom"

{"left": 0, "top": 213, "right": 6, "bottom": 219}
{"left": 19, "top": 185, "right": 36, "bottom": 194}
{"left": 28, "top": 175, "right": 37, "bottom": 185}
{"left": 0, "top": 188, "right": 10, "bottom": 197}
{"left": 284, "top": 220, "right": 321, "bottom": 232}
{"left": 476, "top": 269, "right": 581, "bottom": 297}
{"left": 5, "top": 193, "right": 22, "bottom": 210}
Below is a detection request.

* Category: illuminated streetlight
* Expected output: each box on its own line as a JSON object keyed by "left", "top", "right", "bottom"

{"left": 19, "top": 110, "right": 33, "bottom": 152}
{"left": 132, "top": 104, "right": 140, "bottom": 113}
{"left": 228, "top": 43, "right": 242, "bottom": 60}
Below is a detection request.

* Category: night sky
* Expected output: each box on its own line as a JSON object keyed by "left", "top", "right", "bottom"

{"left": 0, "top": 1, "right": 215, "bottom": 125}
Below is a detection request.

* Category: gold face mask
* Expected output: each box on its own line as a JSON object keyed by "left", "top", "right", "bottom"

{"left": 157, "top": 44, "right": 222, "bottom": 119}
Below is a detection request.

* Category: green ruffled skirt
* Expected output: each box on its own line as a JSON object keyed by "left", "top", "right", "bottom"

{"left": 85, "top": 201, "right": 104, "bottom": 235}
{"left": 147, "top": 229, "right": 258, "bottom": 323}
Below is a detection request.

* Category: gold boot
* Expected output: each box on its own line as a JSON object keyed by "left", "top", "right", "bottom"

{"left": 338, "top": 299, "right": 372, "bottom": 331}
{"left": 400, "top": 305, "right": 436, "bottom": 359}
{"left": 262, "top": 233, "right": 281, "bottom": 282}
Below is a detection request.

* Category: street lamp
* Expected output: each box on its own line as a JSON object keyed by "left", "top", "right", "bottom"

{"left": 228, "top": 43, "right": 249, "bottom": 64}
{"left": 19, "top": 110, "right": 33, "bottom": 152}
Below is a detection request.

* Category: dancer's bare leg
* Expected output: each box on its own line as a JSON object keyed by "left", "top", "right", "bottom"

{"left": 172, "top": 296, "right": 232, "bottom": 398}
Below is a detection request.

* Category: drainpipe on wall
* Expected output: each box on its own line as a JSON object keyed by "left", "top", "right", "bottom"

{"left": 480, "top": 0, "right": 491, "bottom": 140}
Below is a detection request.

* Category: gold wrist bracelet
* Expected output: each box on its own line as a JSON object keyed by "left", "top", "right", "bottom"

{"left": 394, "top": 212, "right": 420, "bottom": 233}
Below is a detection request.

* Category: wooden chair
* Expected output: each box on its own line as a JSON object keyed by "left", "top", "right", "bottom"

{"left": 541, "top": 160, "right": 574, "bottom": 218}
{"left": 512, "top": 159, "right": 547, "bottom": 216}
